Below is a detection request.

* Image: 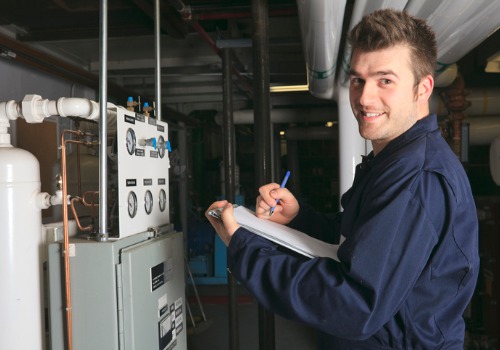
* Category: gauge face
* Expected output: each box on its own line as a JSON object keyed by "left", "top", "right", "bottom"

{"left": 159, "top": 189, "right": 166, "bottom": 212}
{"left": 158, "top": 135, "right": 166, "bottom": 158}
{"left": 126, "top": 128, "right": 136, "bottom": 155}
{"left": 144, "top": 190, "right": 153, "bottom": 215}
{"left": 128, "top": 191, "right": 138, "bottom": 218}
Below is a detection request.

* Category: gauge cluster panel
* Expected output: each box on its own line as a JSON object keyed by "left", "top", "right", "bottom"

{"left": 115, "top": 106, "right": 170, "bottom": 238}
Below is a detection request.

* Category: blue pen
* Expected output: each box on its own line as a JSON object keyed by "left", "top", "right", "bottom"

{"left": 269, "top": 170, "right": 291, "bottom": 216}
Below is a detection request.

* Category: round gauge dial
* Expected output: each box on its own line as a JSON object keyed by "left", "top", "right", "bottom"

{"left": 125, "top": 128, "right": 136, "bottom": 155}
{"left": 144, "top": 190, "right": 153, "bottom": 215}
{"left": 127, "top": 191, "right": 138, "bottom": 218}
{"left": 158, "top": 135, "right": 166, "bottom": 158}
{"left": 159, "top": 189, "right": 166, "bottom": 212}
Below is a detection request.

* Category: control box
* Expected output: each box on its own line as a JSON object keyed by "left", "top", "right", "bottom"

{"left": 48, "top": 228, "right": 186, "bottom": 350}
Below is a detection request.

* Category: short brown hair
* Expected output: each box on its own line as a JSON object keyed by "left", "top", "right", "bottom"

{"left": 348, "top": 9, "right": 437, "bottom": 85}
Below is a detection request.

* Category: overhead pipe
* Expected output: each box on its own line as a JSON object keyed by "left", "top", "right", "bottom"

{"left": 215, "top": 106, "right": 335, "bottom": 125}
{"left": 0, "top": 33, "right": 136, "bottom": 102}
{"left": 285, "top": 126, "right": 337, "bottom": 140}
{"left": 405, "top": 0, "right": 500, "bottom": 82}
{"left": 430, "top": 87, "right": 500, "bottom": 117}
{"left": 296, "top": 0, "right": 347, "bottom": 100}
{"left": 490, "top": 137, "right": 500, "bottom": 186}
{"left": 169, "top": 0, "right": 254, "bottom": 97}
{"left": 467, "top": 117, "right": 500, "bottom": 146}
{"left": 195, "top": 8, "right": 297, "bottom": 20}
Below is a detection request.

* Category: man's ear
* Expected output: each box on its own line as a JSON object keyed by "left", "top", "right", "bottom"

{"left": 418, "top": 74, "right": 434, "bottom": 104}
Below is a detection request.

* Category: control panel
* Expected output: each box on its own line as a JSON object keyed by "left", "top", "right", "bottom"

{"left": 115, "top": 106, "right": 171, "bottom": 238}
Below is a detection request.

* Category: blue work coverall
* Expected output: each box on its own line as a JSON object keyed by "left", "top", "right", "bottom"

{"left": 227, "top": 114, "right": 479, "bottom": 349}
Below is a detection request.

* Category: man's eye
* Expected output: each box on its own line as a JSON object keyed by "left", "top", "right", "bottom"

{"left": 351, "top": 78, "right": 363, "bottom": 85}
{"left": 381, "top": 79, "right": 392, "bottom": 85}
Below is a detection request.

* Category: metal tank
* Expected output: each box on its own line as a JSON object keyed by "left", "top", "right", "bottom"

{"left": 0, "top": 142, "right": 45, "bottom": 350}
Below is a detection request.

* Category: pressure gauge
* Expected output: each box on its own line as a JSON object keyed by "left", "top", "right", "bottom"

{"left": 144, "top": 190, "right": 153, "bottom": 215}
{"left": 126, "top": 128, "right": 136, "bottom": 155}
{"left": 127, "top": 191, "right": 138, "bottom": 218}
{"left": 158, "top": 135, "right": 166, "bottom": 158}
{"left": 159, "top": 189, "right": 166, "bottom": 212}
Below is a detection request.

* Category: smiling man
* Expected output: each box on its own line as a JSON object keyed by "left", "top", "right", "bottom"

{"left": 206, "top": 9, "right": 479, "bottom": 349}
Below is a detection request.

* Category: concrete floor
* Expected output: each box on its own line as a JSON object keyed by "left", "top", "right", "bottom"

{"left": 186, "top": 285, "right": 317, "bottom": 350}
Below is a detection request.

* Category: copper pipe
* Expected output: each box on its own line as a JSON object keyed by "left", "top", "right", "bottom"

{"left": 82, "top": 191, "right": 100, "bottom": 207}
{"left": 60, "top": 130, "right": 99, "bottom": 350}
{"left": 60, "top": 130, "right": 76, "bottom": 350}
{"left": 440, "top": 75, "right": 471, "bottom": 158}
{"left": 76, "top": 143, "right": 82, "bottom": 197}
{"left": 70, "top": 197, "right": 94, "bottom": 232}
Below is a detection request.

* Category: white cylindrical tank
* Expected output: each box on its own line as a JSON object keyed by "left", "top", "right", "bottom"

{"left": 0, "top": 144, "right": 45, "bottom": 350}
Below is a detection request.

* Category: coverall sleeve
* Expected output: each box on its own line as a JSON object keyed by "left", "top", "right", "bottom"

{"left": 287, "top": 203, "right": 343, "bottom": 244}
{"left": 227, "top": 171, "right": 445, "bottom": 340}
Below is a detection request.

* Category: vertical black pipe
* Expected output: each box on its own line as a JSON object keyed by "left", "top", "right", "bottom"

{"left": 222, "top": 47, "right": 239, "bottom": 350}
{"left": 252, "top": 1, "right": 275, "bottom": 350}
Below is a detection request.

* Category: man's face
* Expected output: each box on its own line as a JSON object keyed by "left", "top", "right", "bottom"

{"left": 349, "top": 44, "right": 430, "bottom": 155}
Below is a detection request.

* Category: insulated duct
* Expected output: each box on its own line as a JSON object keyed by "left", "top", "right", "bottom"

{"left": 215, "top": 106, "right": 335, "bottom": 125}
{"left": 467, "top": 116, "right": 500, "bottom": 146}
{"left": 296, "top": 0, "right": 347, "bottom": 100}
{"left": 406, "top": 0, "right": 500, "bottom": 80}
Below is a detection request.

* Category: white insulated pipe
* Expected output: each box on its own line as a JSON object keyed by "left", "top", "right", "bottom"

{"left": 465, "top": 116, "right": 500, "bottom": 146}
{"left": 215, "top": 106, "right": 336, "bottom": 125}
{"left": 337, "top": 86, "right": 369, "bottom": 199}
{"left": 338, "top": 0, "right": 408, "bottom": 86}
{"left": 0, "top": 95, "right": 101, "bottom": 145}
{"left": 0, "top": 95, "right": 100, "bottom": 123}
{"left": 296, "top": 0, "right": 347, "bottom": 100}
{"left": 406, "top": 0, "right": 500, "bottom": 79}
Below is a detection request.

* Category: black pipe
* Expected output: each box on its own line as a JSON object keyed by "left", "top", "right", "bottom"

{"left": 252, "top": 1, "right": 275, "bottom": 349}
{"left": 222, "top": 47, "right": 240, "bottom": 350}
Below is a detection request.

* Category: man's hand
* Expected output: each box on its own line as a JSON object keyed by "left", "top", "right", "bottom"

{"left": 255, "top": 183, "right": 299, "bottom": 224}
{"left": 205, "top": 200, "right": 240, "bottom": 246}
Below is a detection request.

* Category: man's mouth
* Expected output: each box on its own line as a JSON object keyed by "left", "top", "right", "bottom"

{"left": 361, "top": 111, "right": 384, "bottom": 118}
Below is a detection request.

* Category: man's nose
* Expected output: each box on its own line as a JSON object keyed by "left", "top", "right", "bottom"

{"left": 359, "top": 82, "right": 377, "bottom": 106}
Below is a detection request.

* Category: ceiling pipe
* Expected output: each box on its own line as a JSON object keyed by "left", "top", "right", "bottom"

{"left": 168, "top": 0, "right": 253, "bottom": 97}
{"left": 405, "top": 0, "right": 500, "bottom": 83}
{"left": 195, "top": 8, "right": 297, "bottom": 20}
{"left": 490, "top": 137, "right": 500, "bottom": 185}
{"left": 286, "top": 126, "right": 337, "bottom": 140}
{"left": 467, "top": 117, "right": 500, "bottom": 146}
{"left": 215, "top": 106, "right": 335, "bottom": 125}
{"left": 429, "top": 87, "right": 500, "bottom": 116}
{"left": 296, "top": 0, "right": 347, "bottom": 100}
